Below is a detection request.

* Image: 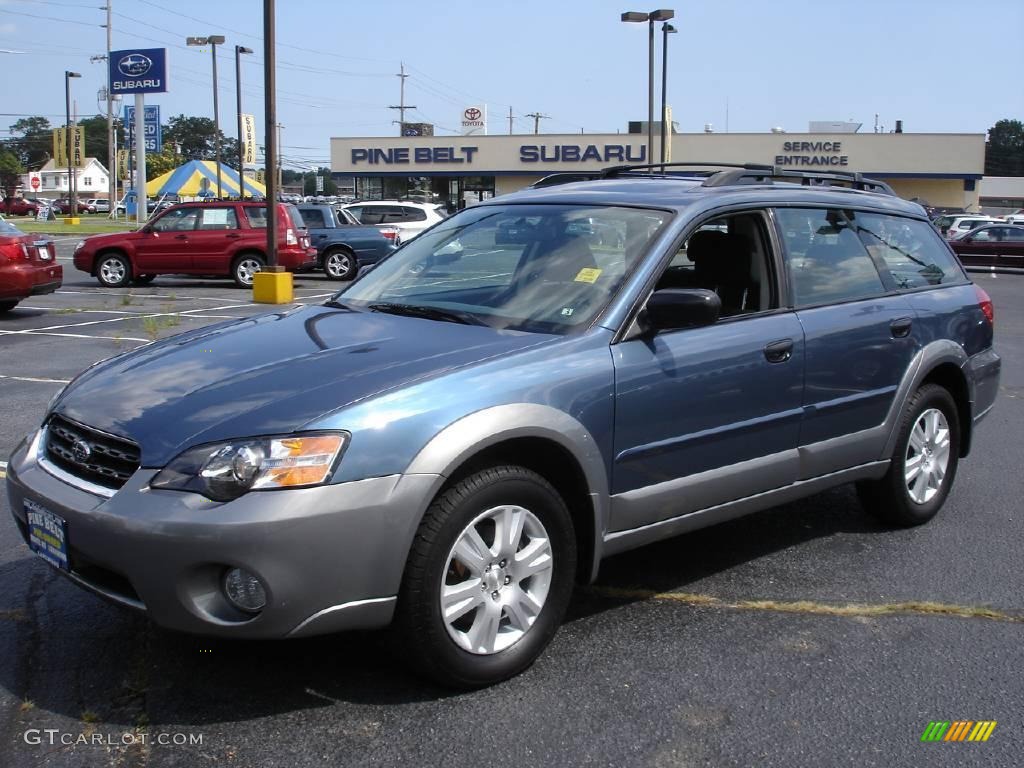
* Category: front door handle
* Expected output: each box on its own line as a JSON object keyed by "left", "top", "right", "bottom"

{"left": 764, "top": 338, "right": 794, "bottom": 363}
{"left": 225, "top": 233, "right": 241, "bottom": 239}
{"left": 890, "top": 317, "right": 913, "bottom": 338}
{"left": 173, "top": 234, "right": 188, "bottom": 240}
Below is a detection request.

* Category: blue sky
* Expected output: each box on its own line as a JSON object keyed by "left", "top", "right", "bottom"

{"left": 1, "top": 0, "right": 1022, "bottom": 170}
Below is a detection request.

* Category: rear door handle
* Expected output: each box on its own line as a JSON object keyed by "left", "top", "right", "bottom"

{"left": 226, "top": 233, "right": 241, "bottom": 239}
{"left": 890, "top": 317, "right": 913, "bottom": 338}
{"left": 764, "top": 338, "right": 794, "bottom": 363}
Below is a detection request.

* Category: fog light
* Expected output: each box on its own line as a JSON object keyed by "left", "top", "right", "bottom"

{"left": 223, "top": 568, "right": 267, "bottom": 613}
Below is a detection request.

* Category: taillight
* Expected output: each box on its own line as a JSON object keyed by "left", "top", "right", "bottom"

{"left": 380, "top": 228, "right": 399, "bottom": 242}
{"left": 285, "top": 228, "right": 297, "bottom": 246}
{"left": 974, "top": 284, "right": 994, "bottom": 327}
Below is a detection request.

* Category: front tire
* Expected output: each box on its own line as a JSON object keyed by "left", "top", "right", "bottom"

{"left": 857, "top": 383, "right": 960, "bottom": 527}
{"left": 323, "top": 248, "right": 357, "bottom": 281}
{"left": 232, "top": 253, "right": 265, "bottom": 288}
{"left": 394, "top": 465, "right": 576, "bottom": 688}
{"left": 95, "top": 252, "right": 132, "bottom": 288}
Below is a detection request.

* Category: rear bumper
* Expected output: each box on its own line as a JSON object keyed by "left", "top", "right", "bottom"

{"left": 965, "top": 347, "right": 1000, "bottom": 426}
{"left": 0, "top": 263, "right": 62, "bottom": 300}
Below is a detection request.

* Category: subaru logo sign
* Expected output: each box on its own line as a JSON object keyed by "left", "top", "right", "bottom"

{"left": 109, "top": 47, "right": 167, "bottom": 94}
{"left": 71, "top": 438, "right": 92, "bottom": 464}
{"left": 118, "top": 54, "right": 151, "bottom": 77}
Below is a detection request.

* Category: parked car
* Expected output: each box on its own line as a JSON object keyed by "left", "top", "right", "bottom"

{"left": 341, "top": 200, "right": 447, "bottom": 242}
{"left": 1, "top": 197, "right": 39, "bottom": 217}
{"left": 1003, "top": 211, "right": 1024, "bottom": 225}
{"left": 7, "top": 165, "right": 1000, "bottom": 688}
{"left": 50, "top": 198, "right": 90, "bottom": 215}
{"left": 0, "top": 219, "right": 61, "bottom": 312}
{"left": 949, "top": 223, "right": 1024, "bottom": 269}
{"left": 933, "top": 214, "right": 1002, "bottom": 239}
{"left": 296, "top": 203, "right": 398, "bottom": 280}
{"left": 72, "top": 201, "right": 316, "bottom": 288}
{"left": 85, "top": 198, "right": 111, "bottom": 213}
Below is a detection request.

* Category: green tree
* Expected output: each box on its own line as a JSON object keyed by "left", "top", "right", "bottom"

{"left": 8, "top": 116, "right": 52, "bottom": 169}
{"left": 984, "top": 119, "right": 1024, "bottom": 176}
{"left": 145, "top": 147, "right": 180, "bottom": 181}
{"left": 0, "top": 147, "right": 26, "bottom": 198}
{"left": 163, "top": 114, "right": 240, "bottom": 168}
{"left": 302, "top": 168, "right": 337, "bottom": 196}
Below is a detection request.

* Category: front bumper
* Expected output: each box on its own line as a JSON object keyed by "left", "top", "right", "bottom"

{"left": 5, "top": 432, "right": 439, "bottom": 638}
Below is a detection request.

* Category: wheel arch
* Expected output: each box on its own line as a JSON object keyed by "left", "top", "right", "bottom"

{"left": 402, "top": 405, "right": 611, "bottom": 584}
{"left": 882, "top": 340, "right": 972, "bottom": 460}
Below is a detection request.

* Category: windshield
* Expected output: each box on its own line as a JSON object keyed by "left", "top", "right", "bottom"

{"left": 336, "top": 204, "right": 670, "bottom": 334}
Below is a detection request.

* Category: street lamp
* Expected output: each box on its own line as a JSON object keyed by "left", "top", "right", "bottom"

{"left": 620, "top": 9, "right": 673, "bottom": 172}
{"left": 187, "top": 34, "right": 227, "bottom": 198}
{"left": 235, "top": 45, "right": 254, "bottom": 200}
{"left": 661, "top": 22, "right": 677, "bottom": 167}
{"left": 64, "top": 71, "right": 81, "bottom": 215}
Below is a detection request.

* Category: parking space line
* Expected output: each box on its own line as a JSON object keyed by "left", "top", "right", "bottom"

{"left": 0, "top": 374, "right": 71, "bottom": 384}
{"left": 0, "top": 460, "right": 6, "bottom": 479}
{"left": 0, "top": 329, "right": 149, "bottom": 343}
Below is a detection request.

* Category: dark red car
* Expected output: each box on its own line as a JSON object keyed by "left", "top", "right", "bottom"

{"left": 2, "top": 197, "right": 39, "bottom": 217}
{"left": 949, "top": 224, "right": 1024, "bottom": 270}
{"left": 0, "top": 219, "right": 62, "bottom": 313}
{"left": 73, "top": 201, "right": 317, "bottom": 288}
{"left": 51, "top": 198, "right": 90, "bottom": 215}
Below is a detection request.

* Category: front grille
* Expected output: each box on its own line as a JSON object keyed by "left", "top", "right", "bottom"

{"left": 45, "top": 414, "right": 141, "bottom": 490}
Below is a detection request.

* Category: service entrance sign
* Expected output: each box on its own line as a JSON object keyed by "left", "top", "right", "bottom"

{"left": 109, "top": 48, "right": 168, "bottom": 94}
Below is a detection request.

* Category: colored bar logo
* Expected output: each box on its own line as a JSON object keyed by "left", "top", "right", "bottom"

{"left": 921, "top": 721, "right": 997, "bottom": 742}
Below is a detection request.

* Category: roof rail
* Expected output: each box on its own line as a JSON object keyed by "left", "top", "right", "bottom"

{"left": 600, "top": 161, "right": 773, "bottom": 178}
{"left": 702, "top": 167, "right": 896, "bottom": 195}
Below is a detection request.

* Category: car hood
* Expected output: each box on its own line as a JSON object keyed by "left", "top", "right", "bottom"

{"left": 81, "top": 229, "right": 143, "bottom": 248}
{"left": 53, "top": 304, "right": 554, "bottom": 466}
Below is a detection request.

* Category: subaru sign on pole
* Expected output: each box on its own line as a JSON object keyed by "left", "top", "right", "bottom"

{"left": 108, "top": 48, "right": 168, "bottom": 94}
{"left": 110, "top": 48, "right": 167, "bottom": 226}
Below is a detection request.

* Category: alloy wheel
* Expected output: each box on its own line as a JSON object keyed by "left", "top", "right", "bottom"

{"left": 905, "top": 407, "right": 951, "bottom": 504}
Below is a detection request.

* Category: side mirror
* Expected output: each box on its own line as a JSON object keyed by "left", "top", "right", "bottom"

{"left": 645, "top": 288, "right": 721, "bottom": 332}
{"left": 141, "top": 224, "right": 154, "bottom": 234}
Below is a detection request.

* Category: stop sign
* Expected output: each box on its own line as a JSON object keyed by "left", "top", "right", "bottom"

{"left": 30, "top": 176, "right": 40, "bottom": 190}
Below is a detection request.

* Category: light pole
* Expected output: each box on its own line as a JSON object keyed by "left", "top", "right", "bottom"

{"left": 187, "top": 34, "right": 227, "bottom": 198}
{"left": 621, "top": 9, "right": 673, "bottom": 172}
{"left": 661, "top": 22, "right": 676, "bottom": 167}
{"left": 64, "top": 71, "right": 81, "bottom": 215}
{"left": 235, "top": 45, "right": 254, "bottom": 199}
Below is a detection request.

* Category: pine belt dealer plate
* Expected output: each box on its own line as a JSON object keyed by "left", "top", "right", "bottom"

{"left": 25, "top": 498, "right": 70, "bottom": 571}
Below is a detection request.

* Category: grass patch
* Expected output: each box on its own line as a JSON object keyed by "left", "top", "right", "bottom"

{"left": 120, "top": 293, "right": 134, "bottom": 306}
{"left": 590, "top": 587, "right": 1024, "bottom": 624}
{"left": 14, "top": 218, "right": 137, "bottom": 236}
{"left": 20, "top": 699, "right": 34, "bottom": 713}
{"left": 81, "top": 710, "right": 101, "bottom": 724}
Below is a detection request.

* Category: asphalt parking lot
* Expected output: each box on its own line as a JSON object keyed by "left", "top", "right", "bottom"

{"left": 0, "top": 240, "right": 1021, "bottom": 767}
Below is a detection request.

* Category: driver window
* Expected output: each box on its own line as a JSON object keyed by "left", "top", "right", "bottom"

{"left": 152, "top": 208, "right": 200, "bottom": 232}
{"left": 655, "top": 211, "right": 776, "bottom": 317}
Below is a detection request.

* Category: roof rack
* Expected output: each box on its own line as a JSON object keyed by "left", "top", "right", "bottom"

{"left": 530, "top": 172, "right": 602, "bottom": 189}
{"left": 597, "top": 161, "right": 896, "bottom": 196}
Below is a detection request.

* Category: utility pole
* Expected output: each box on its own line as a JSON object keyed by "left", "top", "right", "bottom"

{"left": 388, "top": 62, "right": 416, "bottom": 135}
{"left": 276, "top": 122, "right": 283, "bottom": 190}
{"left": 103, "top": 2, "right": 114, "bottom": 215}
{"left": 508, "top": 106, "right": 514, "bottom": 135}
{"left": 525, "top": 112, "right": 550, "bottom": 135}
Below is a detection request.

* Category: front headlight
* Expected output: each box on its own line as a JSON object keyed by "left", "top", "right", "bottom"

{"left": 74, "top": 241, "right": 85, "bottom": 252}
{"left": 150, "top": 432, "right": 348, "bottom": 501}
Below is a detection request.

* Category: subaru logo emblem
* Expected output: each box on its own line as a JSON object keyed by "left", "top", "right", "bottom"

{"left": 118, "top": 54, "right": 152, "bottom": 77}
{"left": 72, "top": 438, "right": 92, "bottom": 464}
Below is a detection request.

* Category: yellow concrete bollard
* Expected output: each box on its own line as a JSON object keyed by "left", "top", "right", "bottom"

{"left": 64, "top": 217, "right": 81, "bottom": 225}
{"left": 252, "top": 266, "right": 294, "bottom": 304}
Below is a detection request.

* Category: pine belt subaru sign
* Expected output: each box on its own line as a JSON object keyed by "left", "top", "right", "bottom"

{"left": 109, "top": 48, "right": 168, "bottom": 94}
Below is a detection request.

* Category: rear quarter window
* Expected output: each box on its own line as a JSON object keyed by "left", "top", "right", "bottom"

{"left": 852, "top": 213, "right": 965, "bottom": 289}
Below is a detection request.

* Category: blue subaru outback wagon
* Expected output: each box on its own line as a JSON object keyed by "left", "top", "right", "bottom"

{"left": 6, "top": 163, "right": 1000, "bottom": 687}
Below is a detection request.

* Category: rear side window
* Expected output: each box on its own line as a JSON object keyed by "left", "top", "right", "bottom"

{"left": 775, "top": 208, "right": 885, "bottom": 306}
{"left": 301, "top": 208, "right": 325, "bottom": 228}
{"left": 245, "top": 207, "right": 268, "bottom": 228}
{"left": 399, "top": 206, "right": 427, "bottom": 222}
{"left": 851, "top": 213, "right": 964, "bottom": 289}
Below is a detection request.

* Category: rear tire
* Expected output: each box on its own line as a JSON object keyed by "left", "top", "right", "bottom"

{"left": 323, "top": 248, "right": 357, "bottom": 281}
{"left": 857, "top": 383, "right": 960, "bottom": 527}
{"left": 95, "top": 252, "right": 132, "bottom": 288}
{"left": 232, "top": 253, "right": 265, "bottom": 288}
{"left": 393, "top": 465, "right": 576, "bottom": 689}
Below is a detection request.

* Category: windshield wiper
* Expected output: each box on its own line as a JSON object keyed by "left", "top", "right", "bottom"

{"left": 368, "top": 302, "right": 487, "bottom": 326}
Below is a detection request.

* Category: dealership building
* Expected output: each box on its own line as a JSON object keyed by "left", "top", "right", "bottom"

{"left": 330, "top": 130, "right": 986, "bottom": 210}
